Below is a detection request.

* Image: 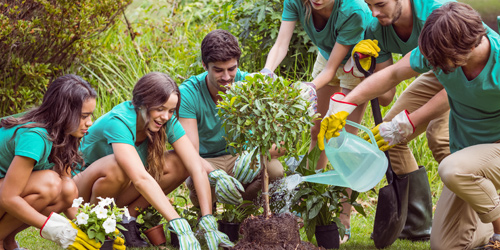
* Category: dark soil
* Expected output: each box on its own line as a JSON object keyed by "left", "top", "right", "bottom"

{"left": 231, "top": 213, "right": 324, "bottom": 250}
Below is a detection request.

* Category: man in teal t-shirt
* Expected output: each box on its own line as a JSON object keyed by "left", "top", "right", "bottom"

{"left": 320, "top": 3, "right": 500, "bottom": 249}
{"left": 179, "top": 30, "right": 285, "bottom": 207}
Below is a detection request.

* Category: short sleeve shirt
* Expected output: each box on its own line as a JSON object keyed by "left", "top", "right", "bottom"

{"left": 409, "top": 29, "right": 500, "bottom": 153}
{"left": 0, "top": 124, "right": 54, "bottom": 178}
{"left": 178, "top": 70, "right": 248, "bottom": 158}
{"left": 79, "top": 101, "right": 185, "bottom": 168}
{"left": 365, "top": 0, "right": 454, "bottom": 63}
{"left": 282, "top": 0, "right": 373, "bottom": 63}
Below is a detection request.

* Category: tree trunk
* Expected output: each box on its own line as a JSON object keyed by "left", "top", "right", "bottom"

{"left": 261, "top": 153, "right": 271, "bottom": 217}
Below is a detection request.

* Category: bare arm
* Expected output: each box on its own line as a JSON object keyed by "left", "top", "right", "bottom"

{"left": 343, "top": 53, "right": 420, "bottom": 105}
{"left": 112, "top": 143, "right": 180, "bottom": 221}
{"left": 312, "top": 43, "right": 351, "bottom": 90}
{"left": 0, "top": 156, "right": 46, "bottom": 228}
{"left": 171, "top": 135, "right": 212, "bottom": 216}
{"left": 263, "top": 21, "right": 296, "bottom": 71}
{"left": 409, "top": 88, "right": 447, "bottom": 127}
{"left": 179, "top": 117, "right": 215, "bottom": 173}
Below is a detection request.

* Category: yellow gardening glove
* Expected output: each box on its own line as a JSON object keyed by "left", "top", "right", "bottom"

{"left": 112, "top": 229, "right": 126, "bottom": 250}
{"left": 41, "top": 212, "right": 101, "bottom": 250}
{"left": 352, "top": 39, "right": 380, "bottom": 71}
{"left": 68, "top": 221, "right": 102, "bottom": 250}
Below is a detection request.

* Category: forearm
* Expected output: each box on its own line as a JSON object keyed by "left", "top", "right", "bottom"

{"left": 191, "top": 168, "right": 212, "bottom": 216}
{"left": 0, "top": 196, "right": 47, "bottom": 228}
{"left": 408, "top": 88, "right": 447, "bottom": 127}
{"left": 312, "top": 43, "right": 351, "bottom": 90}
{"left": 264, "top": 45, "right": 289, "bottom": 72}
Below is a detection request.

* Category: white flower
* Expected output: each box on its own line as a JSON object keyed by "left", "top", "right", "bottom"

{"left": 92, "top": 205, "right": 108, "bottom": 219}
{"left": 122, "top": 208, "right": 131, "bottom": 220}
{"left": 97, "top": 197, "right": 114, "bottom": 207}
{"left": 103, "top": 217, "right": 116, "bottom": 234}
{"left": 72, "top": 197, "right": 84, "bottom": 208}
{"left": 76, "top": 212, "right": 89, "bottom": 225}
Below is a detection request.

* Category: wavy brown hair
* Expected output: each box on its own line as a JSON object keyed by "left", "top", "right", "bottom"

{"left": 0, "top": 74, "right": 97, "bottom": 175}
{"left": 132, "top": 72, "right": 180, "bottom": 182}
{"left": 302, "top": 0, "right": 312, "bottom": 25}
{"left": 419, "top": 2, "right": 486, "bottom": 74}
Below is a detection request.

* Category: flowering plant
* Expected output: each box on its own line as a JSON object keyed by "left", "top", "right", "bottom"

{"left": 72, "top": 197, "right": 130, "bottom": 244}
{"left": 135, "top": 205, "right": 163, "bottom": 232}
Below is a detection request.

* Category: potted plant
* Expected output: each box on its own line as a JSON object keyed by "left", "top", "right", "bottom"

{"left": 136, "top": 205, "right": 165, "bottom": 246}
{"left": 168, "top": 195, "right": 200, "bottom": 247}
{"left": 72, "top": 197, "right": 129, "bottom": 250}
{"left": 290, "top": 146, "right": 366, "bottom": 249}
{"left": 216, "top": 201, "right": 260, "bottom": 242}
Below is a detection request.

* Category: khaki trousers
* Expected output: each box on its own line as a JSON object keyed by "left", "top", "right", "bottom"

{"left": 186, "top": 154, "right": 284, "bottom": 207}
{"left": 383, "top": 71, "right": 450, "bottom": 175}
{"left": 431, "top": 143, "right": 500, "bottom": 249}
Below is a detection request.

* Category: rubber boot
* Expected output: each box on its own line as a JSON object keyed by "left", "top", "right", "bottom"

{"left": 119, "top": 220, "right": 149, "bottom": 247}
{"left": 398, "top": 166, "right": 432, "bottom": 241}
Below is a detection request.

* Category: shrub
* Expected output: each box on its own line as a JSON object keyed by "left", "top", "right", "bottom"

{"left": 0, "top": 0, "right": 131, "bottom": 116}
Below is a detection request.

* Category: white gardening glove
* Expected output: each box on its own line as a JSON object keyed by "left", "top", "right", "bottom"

{"left": 318, "top": 93, "right": 357, "bottom": 150}
{"left": 343, "top": 39, "right": 380, "bottom": 77}
{"left": 295, "top": 82, "right": 317, "bottom": 116}
{"left": 208, "top": 169, "right": 245, "bottom": 205}
{"left": 364, "top": 110, "right": 415, "bottom": 151}
{"left": 233, "top": 148, "right": 261, "bottom": 184}
{"left": 40, "top": 212, "right": 101, "bottom": 249}
{"left": 259, "top": 68, "right": 277, "bottom": 79}
{"left": 198, "top": 214, "right": 234, "bottom": 250}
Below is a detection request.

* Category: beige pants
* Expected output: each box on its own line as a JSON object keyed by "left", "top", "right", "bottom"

{"left": 383, "top": 71, "right": 450, "bottom": 175}
{"left": 186, "top": 154, "right": 284, "bottom": 207}
{"left": 431, "top": 143, "right": 500, "bottom": 249}
{"left": 311, "top": 53, "right": 362, "bottom": 90}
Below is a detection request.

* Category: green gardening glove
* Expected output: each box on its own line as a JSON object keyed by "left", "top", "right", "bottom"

{"left": 198, "top": 214, "right": 234, "bottom": 250}
{"left": 233, "top": 148, "right": 261, "bottom": 184}
{"left": 169, "top": 218, "right": 201, "bottom": 250}
{"left": 208, "top": 169, "right": 244, "bottom": 205}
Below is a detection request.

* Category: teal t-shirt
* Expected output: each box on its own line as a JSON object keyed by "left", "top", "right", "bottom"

{"left": 0, "top": 124, "right": 54, "bottom": 178}
{"left": 366, "top": 0, "right": 454, "bottom": 63}
{"left": 79, "top": 101, "right": 185, "bottom": 169}
{"left": 282, "top": 0, "right": 372, "bottom": 63}
{"left": 178, "top": 69, "right": 248, "bottom": 158}
{"left": 409, "top": 29, "right": 500, "bottom": 153}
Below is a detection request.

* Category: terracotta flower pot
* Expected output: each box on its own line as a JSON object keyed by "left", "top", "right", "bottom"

{"left": 144, "top": 224, "right": 166, "bottom": 246}
{"left": 315, "top": 223, "right": 339, "bottom": 249}
{"left": 100, "top": 239, "right": 114, "bottom": 250}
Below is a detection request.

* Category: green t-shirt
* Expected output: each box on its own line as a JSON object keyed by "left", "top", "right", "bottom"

{"left": 366, "top": 0, "right": 454, "bottom": 63}
{"left": 282, "top": 0, "right": 372, "bottom": 63}
{"left": 178, "top": 69, "right": 248, "bottom": 158}
{"left": 79, "top": 101, "right": 185, "bottom": 169}
{"left": 409, "top": 29, "right": 500, "bottom": 153}
{"left": 0, "top": 124, "right": 54, "bottom": 178}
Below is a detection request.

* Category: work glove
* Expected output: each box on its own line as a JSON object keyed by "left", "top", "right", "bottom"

{"left": 343, "top": 39, "right": 380, "bottom": 77}
{"left": 198, "top": 214, "right": 234, "bottom": 250}
{"left": 40, "top": 212, "right": 101, "bottom": 249}
{"left": 208, "top": 169, "right": 244, "bottom": 205}
{"left": 363, "top": 110, "right": 415, "bottom": 151}
{"left": 169, "top": 218, "right": 201, "bottom": 250}
{"left": 317, "top": 93, "right": 357, "bottom": 151}
{"left": 112, "top": 230, "right": 126, "bottom": 250}
{"left": 233, "top": 148, "right": 261, "bottom": 184}
{"left": 296, "top": 81, "right": 317, "bottom": 116}
{"left": 259, "top": 68, "right": 277, "bottom": 79}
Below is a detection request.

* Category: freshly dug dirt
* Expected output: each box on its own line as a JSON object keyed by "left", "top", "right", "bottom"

{"left": 231, "top": 213, "right": 323, "bottom": 250}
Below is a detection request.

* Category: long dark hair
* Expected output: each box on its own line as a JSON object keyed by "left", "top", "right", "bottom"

{"left": 0, "top": 74, "right": 97, "bottom": 175}
{"left": 132, "top": 72, "right": 180, "bottom": 182}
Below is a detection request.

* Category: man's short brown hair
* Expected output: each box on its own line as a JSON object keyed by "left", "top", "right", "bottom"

{"left": 201, "top": 29, "right": 241, "bottom": 66}
{"left": 419, "top": 2, "right": 486, "bottom": 74}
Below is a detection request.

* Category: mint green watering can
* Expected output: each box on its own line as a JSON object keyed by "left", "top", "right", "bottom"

{"left": 302, "top": 120, "right": 388, "bottom": 192}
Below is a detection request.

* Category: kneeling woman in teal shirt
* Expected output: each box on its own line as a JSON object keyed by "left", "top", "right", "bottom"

{"left": 0, "top": 74, "right": 101, "bottom": 249}
{"left": 72, "top": 72, "right": 232, "bottom": 250}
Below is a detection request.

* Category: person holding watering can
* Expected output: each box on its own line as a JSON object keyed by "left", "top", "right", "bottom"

{"left": 179, "top": 29, "right": 285, "bottom": 208}
{"left": 71, "top": 72, "right": 233, "bottom": 250}
{"left": 319, "top": 2, "right": 500, "bottom": 249}
{"left": 0, "top": 74, "right": 121, "bottom": 250}
{"left": 342, "top": 0, "right": 457, "bottom": 241}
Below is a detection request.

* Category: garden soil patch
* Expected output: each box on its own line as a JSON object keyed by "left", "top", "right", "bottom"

{"left": 232, "top": 213, "right": 324, "bottom": 250}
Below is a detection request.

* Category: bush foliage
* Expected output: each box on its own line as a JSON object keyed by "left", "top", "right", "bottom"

{"left": 0, "top": 0, "right": 131, "bottom": 116}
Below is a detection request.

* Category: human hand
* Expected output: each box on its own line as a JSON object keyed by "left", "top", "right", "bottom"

{"left": 198, "top": 214, "right": 234, "bottom": 250}
{"left": 317, "top": 93, "right": 357, "bottom": 151}
{"left": 363, "top": 110, "right": 414, "bottom": 151}
{"left": 259, "top": 68, "right": 277, "bottom": 79}
{"left": 208, "top": 169, "right": 244, "bottom": 205}
{"left": 233, "top": 148, "right": 261, "bottom": 184}
{"left": 169, "top": 218, "right": 201, "bottom": 250}
{"left": 41, "top": 212, "right": 101, "bottom": 249}
{"left": 112, "top": 229, "right": 126, "bottom": 250}
{"left": 296, "top": 81, "right": 317, "bottom": 116}
{"left": 344, "top": 39, "right": 380, "bottom": 77}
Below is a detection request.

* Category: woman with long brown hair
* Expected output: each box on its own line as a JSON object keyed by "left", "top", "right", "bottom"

{"left": 0, "top": 74, "right": 101, "bottom": 249}
{"left": 72, "top": 72, "right": 232, "bottom": 249}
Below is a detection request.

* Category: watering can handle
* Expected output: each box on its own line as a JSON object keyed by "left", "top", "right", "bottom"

{"left": 344, "top": 120, "right": 378, "bottom": 148}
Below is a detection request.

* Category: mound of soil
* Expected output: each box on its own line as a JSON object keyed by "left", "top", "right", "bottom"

{"left": 232, "top": 213, "right": 323, "bottom": 250}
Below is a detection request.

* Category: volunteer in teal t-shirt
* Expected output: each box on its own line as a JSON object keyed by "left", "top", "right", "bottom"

{"left": 72, "top": 72, "right": 234, "bottom": 250}
{"left": 179, "top": 29, "right": 285, "bottom": 211}
{"left": 0, "top": 74, "right": 105, "bottom": 249}
{"left": 318, "top": 3, "right": 500, "bottom": 249}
